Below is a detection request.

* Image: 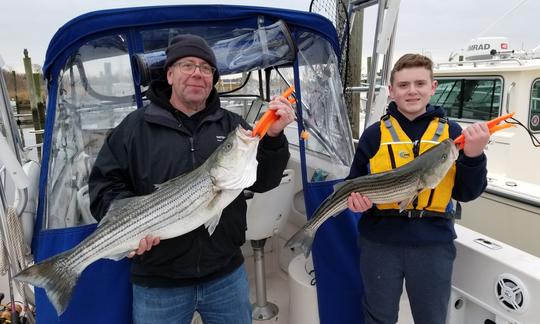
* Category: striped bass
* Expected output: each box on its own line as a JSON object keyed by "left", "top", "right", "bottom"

{"left": 15, "top": 125, "right": 260, "bottom": 315}
{"left": 286, "top": 139, "right": 459, "bottom": 257}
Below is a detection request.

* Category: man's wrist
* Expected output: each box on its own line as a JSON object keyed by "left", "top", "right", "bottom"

{"left": 266, "top": 129, "right": 279, "bottom": 137}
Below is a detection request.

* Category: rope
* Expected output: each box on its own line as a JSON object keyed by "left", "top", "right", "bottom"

{"left": 0, "top": 207, "right": 33, "bottom": 300}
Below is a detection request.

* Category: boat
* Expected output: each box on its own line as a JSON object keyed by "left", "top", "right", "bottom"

{"left": 0, "top": 2, "right": 539, "bottom": 324}
{"left": 7, "top": 4, "right": 359, "bottom": 324}
{"left": 0, "top": 54, "right": 39, "bottom": 323}
{"left": 431, "top": 36, "right": 540, "bottom": 258}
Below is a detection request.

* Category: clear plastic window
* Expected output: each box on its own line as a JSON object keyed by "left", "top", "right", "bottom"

{"left": 295, "top": 32, "right": 354, "bottom": 179}
{"left": 46, "top": 34, "right": 136, "bottom": 229}
{"left": 218, "top": 72, "right": 264, "bottom": 121}
{"left": 138, "top": 20, "right": 296, "bottom": 83}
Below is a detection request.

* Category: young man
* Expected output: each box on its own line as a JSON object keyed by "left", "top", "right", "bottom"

{"left": 88, "top": 34, "right": 295, "bottom": 324}
{"left": 347, "top": 53, "right": 490, "bottom": 324}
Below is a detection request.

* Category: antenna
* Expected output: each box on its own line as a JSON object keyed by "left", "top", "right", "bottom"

{"left": 477, "top": 0, "right": 528, "bottom": 37}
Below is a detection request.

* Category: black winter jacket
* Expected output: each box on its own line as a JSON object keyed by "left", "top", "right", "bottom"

{"left": 88, "top": 81, "right": 290, "bottom": 287}
{"left": 348, "top": 102, "right": 487, "bottom": 244}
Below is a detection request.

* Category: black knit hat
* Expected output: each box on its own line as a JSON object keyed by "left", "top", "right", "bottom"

{"left": 164, "top": 34, "right": 220, "bottom": 84}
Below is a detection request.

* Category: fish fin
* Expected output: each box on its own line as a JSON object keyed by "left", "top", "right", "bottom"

{"left": 100, "top": 196, "right": 138, "bottom": 226}
{"left": 332, "top": 179, "right": 348, "bottom": 192}
{"left": 152, "top": 181, "right": 170, "bottom": 191}
{"left": 104, "top": 251, "right": 130, "bottom": 261}
{"left": 331, "top": 210, "right": 343, "bottom": 218}
{"left": 14, "top": 251, "right": 78, "bottom": 315}
{"left": 152, "top": 172, "right": 191, "bottom": 191}
{"left": 205, "top": 212, "right": 223, "bottom": 236}
{"left": 285, "top": 225, "right": 314, "bottom": 258}
{"left": 398, "top": 194, "right": 418, "bottom": 212}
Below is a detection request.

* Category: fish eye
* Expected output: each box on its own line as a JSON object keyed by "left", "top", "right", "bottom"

{"left": 441, "top": 153, "right": 447, "bottom": 160}
{"left": 224, "top": 143, "right": 233, "bottom": 151}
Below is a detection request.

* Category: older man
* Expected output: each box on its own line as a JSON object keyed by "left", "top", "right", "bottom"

{"left": 89, "top": 34, "right": 293, "bottom": 324}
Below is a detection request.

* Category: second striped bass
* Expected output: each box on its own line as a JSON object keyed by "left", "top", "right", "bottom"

{"left": 285, "top": 139, "right": 459, "bottom": 257}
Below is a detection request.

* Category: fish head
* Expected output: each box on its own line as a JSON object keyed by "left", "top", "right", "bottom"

{"left": 209, "top": 125, "right": 260, "bottom": 190}
{"left": 420, "top": 139, "right": 459, "bottom": 188}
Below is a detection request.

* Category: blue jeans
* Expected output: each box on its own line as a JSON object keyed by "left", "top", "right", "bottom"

{"left": 359, "top": 237, "right": 456, "bottom": 324}
{"left": 132, "top": 265, "right": 251, "bottom": 324}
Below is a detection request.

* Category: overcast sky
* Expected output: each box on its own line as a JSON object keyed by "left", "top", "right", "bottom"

{"left": 0, "top": 0, "right": 538, "bottom": 73}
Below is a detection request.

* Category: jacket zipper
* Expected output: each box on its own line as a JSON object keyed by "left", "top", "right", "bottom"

{"left": 196, "top": 235, "right": 201, "bottom": 275}
{"left": 412, "top": 140, "right": 420, "bottom": 157}
{"left": 189, "top": 137, "right": 196, "bottom": 166}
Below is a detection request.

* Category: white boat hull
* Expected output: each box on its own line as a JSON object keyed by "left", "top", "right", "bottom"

{"left": 458, "top": 192, "right": 540, "bottom": 257}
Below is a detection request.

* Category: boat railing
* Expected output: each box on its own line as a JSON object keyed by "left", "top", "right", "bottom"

{"left": 436, "top": 57, "right": 525, "bottom": 68}
{"left": 345, "top": 84, "right": 384, "bottom": 93}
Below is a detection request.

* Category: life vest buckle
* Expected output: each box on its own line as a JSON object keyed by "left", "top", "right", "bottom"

{"left": 406, "top": 210, "right": 425, "bottom": 218}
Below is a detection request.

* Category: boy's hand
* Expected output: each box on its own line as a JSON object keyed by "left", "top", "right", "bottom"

{"left": 461, "top": 122, "right": 490, "bottom": 158}
{"left": 348, "top": 192, "right": 373, "bottom": 213}
{"left": 128, "top": 235, "right": 161, "bottom": 258}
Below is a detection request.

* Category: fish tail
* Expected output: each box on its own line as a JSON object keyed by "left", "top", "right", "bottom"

{"left": 285, "top": 226, "right": 314, "bottom": 258}
{"left": 15, "top": 251, "right": 78, "bottom": 315}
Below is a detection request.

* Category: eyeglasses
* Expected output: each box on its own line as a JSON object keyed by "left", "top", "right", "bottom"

{"left": 172, "top": 61, "right": 216, "bottom": 76}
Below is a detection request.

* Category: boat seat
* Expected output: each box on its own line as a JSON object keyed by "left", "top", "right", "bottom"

{"left": 244, "top": 168, "right": 294, "bottom": 320}
{"left": 245, "top": 168, "right": 294, "bottom": 240}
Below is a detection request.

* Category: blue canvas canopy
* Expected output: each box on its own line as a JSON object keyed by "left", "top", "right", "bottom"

{"left": 35, "top": 4, "right": 360, "bottom": 324}
{"left": 42, "top": 5, "right": 339, "bottom": 81}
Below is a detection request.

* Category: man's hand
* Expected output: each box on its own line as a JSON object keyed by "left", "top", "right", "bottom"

{"left": 348, "top": 192, "right": 373, "bottom": 213}
{"left": 128, "top": 235, "right": 161, "bottom": 258}
{"left": 461, "top": 122, "right": 490, "bottom": 158}
{"left": 265, "top": 96, "right": 296, "bottom": 137}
